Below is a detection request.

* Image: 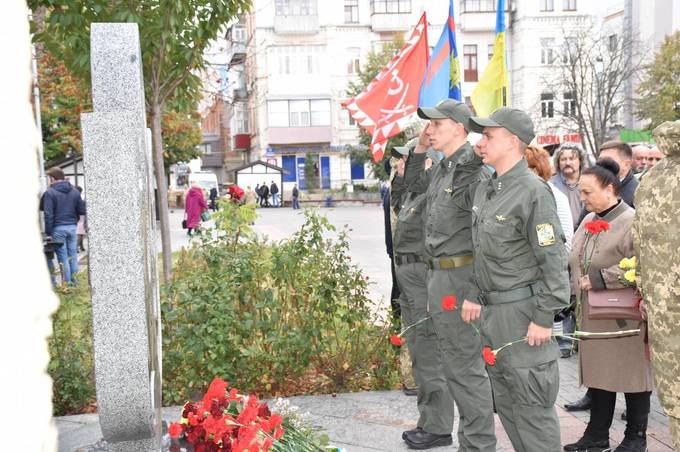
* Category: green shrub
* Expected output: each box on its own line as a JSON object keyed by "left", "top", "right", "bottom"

{"left": 162, "top": 203, "right": 399, "bottom": 403}
{"left": 48, "top": 275, "right": 96, "bottom": 415}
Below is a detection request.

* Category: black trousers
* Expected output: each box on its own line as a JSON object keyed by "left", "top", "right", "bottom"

{"left": 587, "top": 388, "right": 651, "bottom": 439}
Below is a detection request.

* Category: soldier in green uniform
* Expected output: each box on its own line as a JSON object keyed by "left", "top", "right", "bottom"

{"left": 466, "top": 107, "right": 570, "bottom": 452}
{"left": 392, "top": 131, "right": 454, "bottom": 445}
{"left": 633, "top": 120, "right": 680, "bottom": 450}
{"left": 405, "top": 99, "right": 496, "bottom": 451}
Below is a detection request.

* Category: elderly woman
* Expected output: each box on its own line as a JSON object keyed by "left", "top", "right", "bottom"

{"left": 564, "top": 158, "right": 651, "bottom": 452}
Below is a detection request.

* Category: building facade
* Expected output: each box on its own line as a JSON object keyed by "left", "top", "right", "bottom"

{"left": 213, "top": 0, "right": 676, "bottom": 187}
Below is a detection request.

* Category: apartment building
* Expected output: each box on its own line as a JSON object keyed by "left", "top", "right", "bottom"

{"left": 216, "top": 0, "right": 672, "bottom": 190}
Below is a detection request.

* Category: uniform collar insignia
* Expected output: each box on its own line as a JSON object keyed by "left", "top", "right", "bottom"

{"left": 495, "top": 215, "right": 507, "bottom": 222}
{"left": 444, "top": 187, "right": 453, "bottom": 194}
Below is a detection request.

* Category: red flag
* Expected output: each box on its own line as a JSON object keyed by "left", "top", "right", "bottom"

{"left": 344, "top": 14, "right": 429, "bottom": 162}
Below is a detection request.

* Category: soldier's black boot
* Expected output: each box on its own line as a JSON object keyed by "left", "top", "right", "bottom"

{"left": 563, "top": 432, "right": 610, "bottom": 451}
{"left": 402, "top": 426, "right": 422, "bottom": 440}
{"left": 403, "top": 430, "right": 453, "bottom": 449}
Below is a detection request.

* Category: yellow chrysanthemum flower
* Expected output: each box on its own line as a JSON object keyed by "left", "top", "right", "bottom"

{"left": 624, "top": 269, "right": 636, "bottom": 283}
{"left": 619, "top": 256, "right": 637, "bottom": 270}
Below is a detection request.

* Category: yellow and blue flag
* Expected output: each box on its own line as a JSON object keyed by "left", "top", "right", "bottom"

{"left": 418, "top": 0, "right": 461, "bottom": 106}
{"left": 471, "top": 0, "right": 508, "bottom": 116}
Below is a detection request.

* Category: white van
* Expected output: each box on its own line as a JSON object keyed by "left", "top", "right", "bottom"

{"left": 188, "top": 171, "right": 219, "bottom": 193}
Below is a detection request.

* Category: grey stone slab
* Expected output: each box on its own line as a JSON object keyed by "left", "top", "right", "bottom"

{"left": 81, "top": 22, "right": 161, "bottom": 451}
{"left": 89, "top": 23, "right": 146, "bottom": 117}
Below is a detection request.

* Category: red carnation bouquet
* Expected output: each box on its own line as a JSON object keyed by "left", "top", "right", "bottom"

{"left": 168, "top": 378, "right": 283, "bottom": 451}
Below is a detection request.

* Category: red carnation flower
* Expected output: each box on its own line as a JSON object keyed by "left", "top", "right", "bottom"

{"left": 390, "top": 335, "right": 403, "bottom": 347}
{"left": 441, "top": 294, "right": 457, "bottom": 311}
{"left": 274, "top": 427, "right": 285, "bottom": 440}
{"left": 203, "top": 378, "right": 228, "bottom": 406}
{"left": 257, "top": 402, "right": 272, "bottom": 418}
{"left": 584, "top": 219, "right": 610, "bottom": 235}
{"left": 482, "top": 346, "right": 497, "bottom": 366}
{"left": 168, "top": 422, "right": 183, "bottom": 439}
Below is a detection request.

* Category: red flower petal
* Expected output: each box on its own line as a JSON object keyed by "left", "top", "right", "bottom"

{"left": 482, "top": 346, "right": 497, "bottom": 366}
{"left": 390, "top": 335, "right": 403, "bottom": 347}
{"left": 441, "top": 294, "right": 457, "bottom": 311}
{"left": 168, "top": 422, "right": 184, "bottom": 439}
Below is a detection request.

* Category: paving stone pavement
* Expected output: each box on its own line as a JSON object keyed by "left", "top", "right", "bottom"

{"left": 57, "top": 207, "right": 674, "bottom": 450}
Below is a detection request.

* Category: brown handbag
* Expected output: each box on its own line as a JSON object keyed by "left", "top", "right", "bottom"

{"left": 587, "top": 288, "right": 642, "bottom": 321}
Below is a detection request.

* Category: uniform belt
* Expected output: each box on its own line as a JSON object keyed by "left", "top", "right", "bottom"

{"left": 479, "top": 283, "right": 540, "bottom": 306}
{"left": 394, "top": 253, "right": 425, "bottom": 266}
{"left": 426, "top": 254, "right": 473, "bottom": 270}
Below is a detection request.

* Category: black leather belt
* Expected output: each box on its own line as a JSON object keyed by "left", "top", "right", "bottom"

{"left": 394, "top": 253, "right": 425, "bottom": 266}
{"left": 479, "top": 284, "right": 540, "bottom": 306}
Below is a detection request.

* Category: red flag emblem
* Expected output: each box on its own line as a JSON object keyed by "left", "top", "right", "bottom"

{"left": 344, "top": 14, "right": 429, "bottom": 162}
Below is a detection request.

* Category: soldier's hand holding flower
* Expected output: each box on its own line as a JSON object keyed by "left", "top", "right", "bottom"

{"left": 461, "top": 299, "right": 482, "bottom": 323}
{"left": 579, "top": 275, "right": 592, "bottom": 291}
{"left": 526, "top": 322, "right": 552, "bottom": 346}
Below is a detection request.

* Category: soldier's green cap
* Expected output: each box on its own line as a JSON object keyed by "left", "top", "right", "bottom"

{"left": 417, "top": 99, "right": 472, "bottom": 132}
{"left": 426, "top": 148, "right": 442, "bottom": 163}
{"left": 470, "top": 107, "right": 536, "bottom": 145}
{"left": 391, "top": 137, "right": 419, "bottom": 158}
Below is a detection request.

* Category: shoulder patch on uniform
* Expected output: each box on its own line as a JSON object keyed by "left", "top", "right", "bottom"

{"left": 536, "top": 223, "right": 556, "bottom": 246}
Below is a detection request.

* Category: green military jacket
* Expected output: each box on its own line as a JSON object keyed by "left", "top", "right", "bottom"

{"left": 394, "top": 153, "right": 428, "bottom": 256}
{"left": 471, "top": 158, "right": 570, "bottom": 328}
{"left": 424, "top": 142, "right": 488, "bottom": 259}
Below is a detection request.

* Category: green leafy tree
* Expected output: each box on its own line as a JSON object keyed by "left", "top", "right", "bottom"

{"left": 37, "top": 47, "right": 90, "bottom": 164}
{"left": 636, "top": 31, "right": 680, "bottom": 129}
{"left": 29, "top": 0, "right": 252, "bottom": 282}
{"left": 345, "top": 36, "right": 408, "bottom": 181}
{"left": 160, "top": 104, "right": 202, "bottom": 168}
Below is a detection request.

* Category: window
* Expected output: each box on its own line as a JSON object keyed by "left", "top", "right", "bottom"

{"left": 290, "top": 100, "right": 310, "bottom": 126}
{"left": 310, "top": 99, "right": 330, "bottom": 126}
{"left": 541, "top": 38, "right": 555, "bottom": 65}
{"left": 232, "top": 26, "right": 246, "bottom": 43}
{"left": 487, "top": 43, "right": 494, "bottom": 61}
{"left": 463, "top": 44, "right": 478, "bottom": 82}
{"left": 609, "top": 34, "right": 618, "bottom": 52}
{"left": 539, "top": 0, "right": 554, "bottom": 11}
{"left": 563, "top": 0, "right": 576, "bottom": 11}
{"left": 563, "top": 91, "right": 576, "bottom": 116}
{"left": 234, "top": 103, "right": 249, "bottom": 134}
{"left": 198, "top": 143, "right": 212, "bottom": 155}
{"left": 371, "top": 0, "right": 411, "bottom": 14}
{"left": 268, "top": 100, "right": 331, "bottom": 127}
{"left": 269, "top": 46, "right": 323, "bottom": 75}
{"left": 268, "top": 101, "right": 289, "bottom": 127}
{"left": 346, "top": 48, "right": 361, "bottom": 74}
{"left": 461, "top": 0, "right": 496, "bottom": 12}
{"left": 275, "top": 0, "right": 317, "bottom": 16}
{"left": 541, "top": 93, "right": 554, "bottom": 118}
{"left": 562, "top": 37, "right": 577, "bottom": 64}
{"left": 345, "top": 0, "right": 359, "bottom": 23}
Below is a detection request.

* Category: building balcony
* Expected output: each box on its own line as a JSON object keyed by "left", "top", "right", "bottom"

{"left": 274, "top": 15, "right": 320, "bottom": 34}
{"left": 268, "top": 126, "right": 331, "bottom": 145}
{"left": 233, "top": 133, "right": 251, "bottom": 150}
{"left": 459, "top": 11, "right": 510, "bottom": 32}
{"left": 370, "top": 13, "right": 410, "bottom": 32}
{"left": 227, "top": 41, "right": 246, "bottom": 65}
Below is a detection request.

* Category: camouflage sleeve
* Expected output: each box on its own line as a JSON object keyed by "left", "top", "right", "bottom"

{"left": 527, "top": 190, "right": 572, "bottom": 328}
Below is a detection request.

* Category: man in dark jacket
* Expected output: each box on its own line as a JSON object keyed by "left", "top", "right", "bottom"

{"left": 42, "top": 167, "right": 86, "bottom": 284}
{"left": 260, "top": 182, "right": 270, "bottom": 207}
{"left": 270, "top": 181, "right": 280, "bottom": 207}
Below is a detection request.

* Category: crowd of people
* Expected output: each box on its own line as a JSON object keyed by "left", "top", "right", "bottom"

{"left": 383, "top": 98, "right": 679, "bottom": 452}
